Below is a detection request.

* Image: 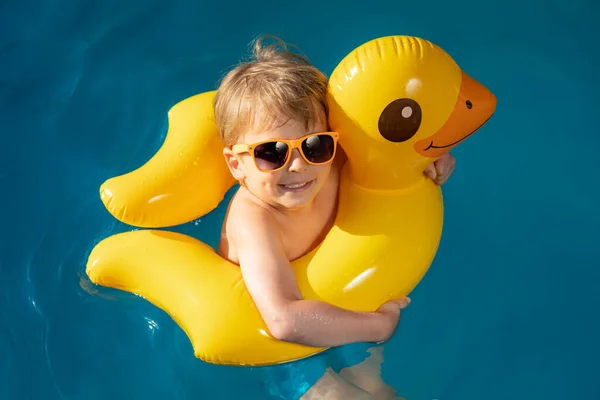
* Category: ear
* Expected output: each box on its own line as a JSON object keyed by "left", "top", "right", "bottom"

{"left": 223, "top": 147, "right": 246, "bottom": 181}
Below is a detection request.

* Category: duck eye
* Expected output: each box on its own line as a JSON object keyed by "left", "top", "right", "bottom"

{"left": 378, "top": 98, "right": 422, "bottom": 143}
{"left": 466, "top": 100, "right": 473, "bottom": 109}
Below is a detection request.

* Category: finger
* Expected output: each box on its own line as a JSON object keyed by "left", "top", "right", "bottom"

{"left": 435, "top": 154, "right": 456, "bottom": 185}
{"left": 444, "top": 155, "right": 456, "bottom": 175}
{"left": 424, "top": 164, "right": 437, "bottom": 180}
{"left": 436, "top": 168, "right": 451, "bottom": 185}
{"left": 397, "top": 297, "right": 411, "bottom": 309}
{"left": 436, "top": 154, "right": 451, "bottom": 173}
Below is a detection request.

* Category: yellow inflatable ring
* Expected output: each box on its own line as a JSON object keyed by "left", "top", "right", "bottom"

{"left": 86, "top": 35, "right": 497, "bottom": 366}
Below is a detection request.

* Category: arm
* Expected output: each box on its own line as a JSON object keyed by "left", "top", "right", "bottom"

{"left": 232, "top": 210, "right": 399, "bottom": 348}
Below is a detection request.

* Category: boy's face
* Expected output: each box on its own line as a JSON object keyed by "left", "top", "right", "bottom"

{"left": 226, "top": 118, "right": 333, "bottom": 211}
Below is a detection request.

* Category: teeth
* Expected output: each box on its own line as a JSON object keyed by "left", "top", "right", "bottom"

{"left": 285, "top": 182, "right": 307, "bottom": 189}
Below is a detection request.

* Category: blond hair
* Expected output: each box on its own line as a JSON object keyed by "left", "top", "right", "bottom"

{"left": 214, "top": 35, "right": 328, "bottom": 146}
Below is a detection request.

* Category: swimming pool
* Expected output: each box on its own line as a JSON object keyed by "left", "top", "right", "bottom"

{"left": 2, "top": 0, "right": 599, "bottom": 399}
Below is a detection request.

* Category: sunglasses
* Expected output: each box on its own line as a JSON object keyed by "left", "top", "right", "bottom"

{"left": 231, "top": 132, "right": 339, "bottom": 172}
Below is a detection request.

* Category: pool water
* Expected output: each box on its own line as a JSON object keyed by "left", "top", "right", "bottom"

{"left": 2, "top": 0, "right": 599, "bottom": 399}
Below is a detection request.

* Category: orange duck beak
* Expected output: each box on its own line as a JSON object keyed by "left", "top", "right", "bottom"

{"left": 415, "top": 71, "right": 497, "bottom": 158}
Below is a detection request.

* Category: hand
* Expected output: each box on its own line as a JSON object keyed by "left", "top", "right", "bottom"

{"left": 372, "top": 297, "right": 411, "bottom": 344}
{"left": 424, "top": 152, "right": 456, "bottom": 185}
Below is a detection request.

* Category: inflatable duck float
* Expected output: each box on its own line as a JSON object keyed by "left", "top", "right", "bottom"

{"left": 86, "top": 35, "right": 497, "bottom": 366}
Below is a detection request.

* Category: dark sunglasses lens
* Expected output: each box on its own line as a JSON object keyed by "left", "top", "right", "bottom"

{"left": 253, "top": 141, "right": 289, "bottom": 171}
{"left": 302, "top": 135, "right": 335, "bottom": 163}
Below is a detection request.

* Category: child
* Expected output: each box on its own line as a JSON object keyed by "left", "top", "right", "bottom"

{"left": 214, "top": 35, "right": 455, "bottom": 399}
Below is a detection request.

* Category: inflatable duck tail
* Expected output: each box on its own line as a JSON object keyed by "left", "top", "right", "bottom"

{"left": 86, "top": 229, "right": 326, "bottom": 365}
{"left": 99, "top": 91, "right": 237, "bottom": 228}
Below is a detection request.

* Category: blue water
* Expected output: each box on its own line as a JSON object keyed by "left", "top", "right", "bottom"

{"left": 2, "top": 0, "right": 599, "bottom": 399}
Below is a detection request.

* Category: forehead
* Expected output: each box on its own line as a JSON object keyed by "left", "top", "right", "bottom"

{"left": 241, "top": 117, "right": 327, "bottom": 144}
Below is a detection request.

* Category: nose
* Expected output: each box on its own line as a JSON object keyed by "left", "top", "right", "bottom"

{"left": 287, "top": 149, "right": 308, "bottom": 172}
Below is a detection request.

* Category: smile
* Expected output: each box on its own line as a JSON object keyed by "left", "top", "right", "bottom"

{"left": 278, "top": 180, "right": 314, "bottom": 192}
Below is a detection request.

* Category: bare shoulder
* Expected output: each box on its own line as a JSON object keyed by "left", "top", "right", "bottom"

{"left": 218, "top": 186, "right": 281, "bottom": 264}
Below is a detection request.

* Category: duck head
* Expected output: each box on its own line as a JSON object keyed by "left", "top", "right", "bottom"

{"left": 327, "top": 36, "right": 497, "bottom": 190}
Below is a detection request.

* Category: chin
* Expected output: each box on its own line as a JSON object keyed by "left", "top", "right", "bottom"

{"left": 279, "top": 197, "right": 313, "bottom": 210}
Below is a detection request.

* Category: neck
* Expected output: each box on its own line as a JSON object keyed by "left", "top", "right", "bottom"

{"left": 274, "top": 201, "right": 316, "bottom": 218}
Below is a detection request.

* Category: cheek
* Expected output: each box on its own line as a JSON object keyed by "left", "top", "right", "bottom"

{"left": 314, "top": 165, "right": 332, "bottom": 180}
{"left": 254, "top": 171, "right": 280, "bottom": 190}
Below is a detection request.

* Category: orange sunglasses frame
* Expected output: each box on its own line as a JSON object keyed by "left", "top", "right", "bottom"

{"left": 231, "top": 131, "right": 340, "bottom": 172}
